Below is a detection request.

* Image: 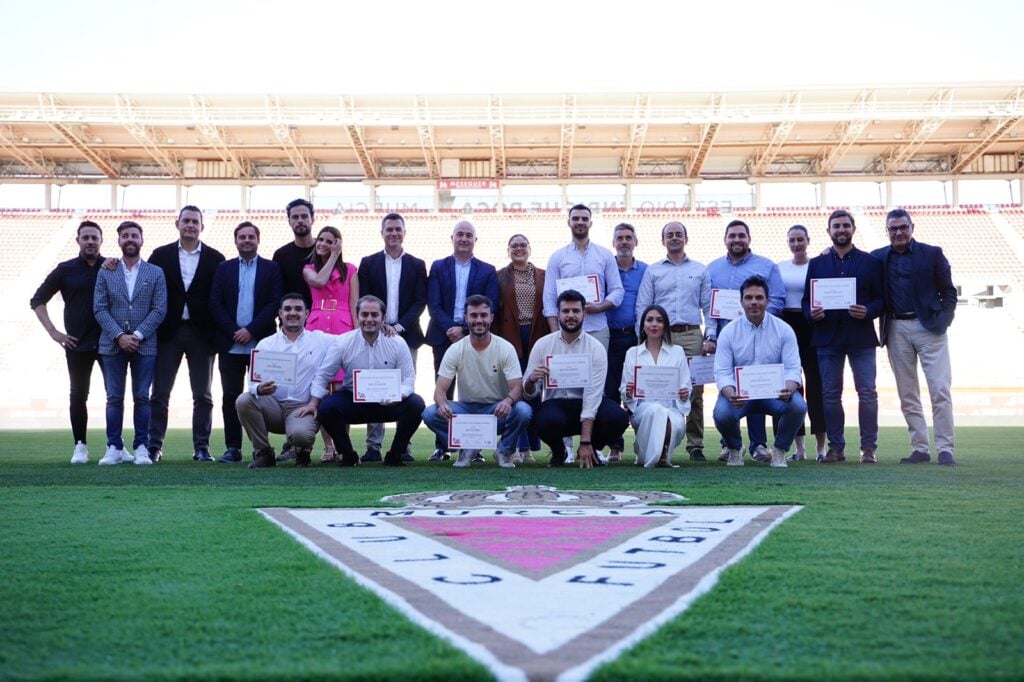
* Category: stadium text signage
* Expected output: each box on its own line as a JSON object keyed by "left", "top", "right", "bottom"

{"left": 437, "top": 179, "right": 501, "bottom": 190}
{"left": 261, "top": 486, "right": 800, "bottom": 681}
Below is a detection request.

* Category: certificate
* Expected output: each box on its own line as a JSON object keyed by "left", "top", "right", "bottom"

{"left": 687, "top": 355, "right": 717, "bottom": 386}
{"left": 633, "top": 365, "right": 680, "bottom": 400}
{"left": 810, "top": 277, "right": 856, "bottom": 310}
{"left": 353, "top": 369, "right": 402, "bottom": 403}
{"left": 545, "top": 354, "right": 592, "bottom": 389}
{"left": 735, "top": 363, "right": 784, "bottom": 400}
{"left": 710, "top": 288, "right": 742, "bottom": 319}
{"left": 555, "top": 275, "right": 601, "bottom": 304}
{"left": 249, "top": 350, "right": 296, "bottom": 385}
{"left": 448, "top": 414, "right": 498, "bottom": 449}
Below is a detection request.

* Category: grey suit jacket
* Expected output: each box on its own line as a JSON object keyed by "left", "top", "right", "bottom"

{"left": 93, "top": 261, "right": 168, "bottom": 356}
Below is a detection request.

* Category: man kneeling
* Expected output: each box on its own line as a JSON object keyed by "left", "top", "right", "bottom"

{"left": 713, "top": 276, "right": 807, "bottom": 467}
{"left": 422, "top": 295, "right": 531, "bottom": 468}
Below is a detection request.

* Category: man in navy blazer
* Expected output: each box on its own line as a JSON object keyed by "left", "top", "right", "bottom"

{"left": 802, "top": 209, "right": 884, "bottom": 464}
{"left": 357, "top": 212, "right": 428, "bottom": 462}
{"left": 872, "top": 208, "right": 958, "bottom": 466}
{"left": 210, "top": 221, "right": 284, "bottom": 463}
{"left": 425, "top": 220, "right": 499, "bottom": 460}
{"left": 93, "top": 221, "right": 167, "bottom": 466}
{"left": 147, "top": 205, "right": 226, "bottom": 462}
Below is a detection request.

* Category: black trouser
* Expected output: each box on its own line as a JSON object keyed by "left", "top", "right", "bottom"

{"left": 217, "top": 352, "right": 250, "bottom": 451}
{"left": 605, "top": 327, "right": 637, "bottom": 451}
{"left": 535, "top": 397, "right": 629, "bottom": 458}
{"left": 66, "top": 349, "right": 102, "bottom": 444}
{"left": 149, "top": 322, "right": 215, "bottom": 451}
{"left": 318, "top": 390, "right": 425, "bottom": 458}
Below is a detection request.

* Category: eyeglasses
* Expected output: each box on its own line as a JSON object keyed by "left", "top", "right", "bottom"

{"left": 887, "top": 225, "right": 911, "bottom": 234}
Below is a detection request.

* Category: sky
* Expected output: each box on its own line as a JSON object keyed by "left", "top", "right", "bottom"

{"left": 2, "top": 0, "right": 1022, "bottom": 94}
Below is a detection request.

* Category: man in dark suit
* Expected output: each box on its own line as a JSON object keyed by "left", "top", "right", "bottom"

{"left": 802, "top": 209, "right": 884, "bottom": 464}
{"left": 93, "top": 221, "right": 167, "bottom": 466}
{"left": 357, "top": 212, "right": 427, "bottom": 462}
{"left": 210, "top": 221, "right": 284, "bottom": 463}
{"left": 147, "top": 205, "right": 226, "bottom": 462}
{"left": 425, "top": 220, "right": 499, "bottom": 461}
{"left": 872, "top": 208, "right": 958, "bottom": 466}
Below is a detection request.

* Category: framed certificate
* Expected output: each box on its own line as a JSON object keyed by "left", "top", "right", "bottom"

{"left": 448, "top": 413, "right": 498, "bottom": 449}
{"left": 710, "top": 288, "right": 742, "bottom": 319}
{"left": 249, "top": 349, "right": 297, "bottom": 385}
{"left": 735, "top": 363, "right": 784, "bottom": 400}
{"left": 810, "top": 277, "right": 856, "bottom": 310}
{"left": 545, "top": 354, "right": 592, "bottom": 389}
{"left": 687, "top": 355, "right": 716, "bottom": 386}
{"left": 555, "top": 275, "right": 601, "bottom": 304}
{"left": 633, "top": 365, "right": 680, "bottom": 400}
{"left": 353, "top": 369, "right": 402, "bottom": 403}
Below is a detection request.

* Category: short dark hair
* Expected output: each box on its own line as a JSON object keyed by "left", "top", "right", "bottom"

{"left": 885, "top": 208, "right": 913, "bottom": 224}
{"left": 724, "top": 219, "right": 750, "bottom": 237}
{"left": 381, "top": 212, "right": 405, "bottom": 229}
{"left": 116, "top": 220, "right": 143, "bottom": 236}
{"left": 556, "top": 289, "right": 587, "bottom": 308}
{"left": 507, "top": 233, "right": 529, "bottom": 247}
{"left": 828, "top": 209, "right": 856, "bottom": 228}
{"left": 613, "top": 223, "right": 637, "bottom": 238}
{"left": 77, "top": 220, "right": 102, "bottom": 236}
{"left": 234, "top": 221, "right": 260, "bottom": 238}
{"left": 740, "top": 275, "right": 769, "bottom": 297}
{"left": 788, "top": 224, "right": 809, "bottom": 237}
{"left": 279, "top": 293, "right": 308, "bottom": 309}
{"left": 286, "top": 198, "right": 314, "bottom": 218}
{"left": 661, "top": 221, "right": 687, "bottom": 239}
{"left": 464, "top": 294, "right": 493, "bottom": 315}
{"left": 178, "top": 205, "right": 202, "bottom": 221}
{"left": 567, "top": 204, "right": 592, "bottom": 217}
{"left": 356, "top": 294, "right": 385, "bottom": 316}
{"left": 638, "top": 304, "right": 674, "bottom": 346}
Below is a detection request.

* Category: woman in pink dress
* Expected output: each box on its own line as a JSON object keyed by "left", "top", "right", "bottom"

{"left": 303, "top": 226, "right": 359, "bottom": 463}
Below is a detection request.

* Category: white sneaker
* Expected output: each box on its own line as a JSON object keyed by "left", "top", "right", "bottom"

{"left": 726, "top": 449, "right": 744, "bottom": 467}
{"left": 98, "top": 445, "right": 124, "bottom": 466}
{"left": 70, "top": 441, "right": 89, "bottom": 464}
{"left": 770, "top": 447, "right": 788, "bottom": 468}
{"left": 133, "top": 444, "right": 153, "bottom": 465}
{"left": 453, "top": 450, "right": 476, "bottom": 468}
{"left": 563, "top": 437, "right": 576, "bottom": 464}
{"left": 718, "top": 445, "right": 730, "bottom": 462}
{"left": 494, "top": 452, "right": 516, "bottom": 469}
{"left": 752, "top": 444, "right": 771, "bottom": 462}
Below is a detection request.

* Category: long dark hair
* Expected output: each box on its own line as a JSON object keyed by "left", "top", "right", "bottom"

{"left": 309, "top": 225, "right": 348, "bottom": 283}
{"left": 638, "top": 304, "right": 673, "bottom": 346}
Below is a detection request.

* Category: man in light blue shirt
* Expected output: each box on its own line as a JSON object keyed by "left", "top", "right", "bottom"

{"left": 713, "top": 275, "right": 805, "bottom": 468}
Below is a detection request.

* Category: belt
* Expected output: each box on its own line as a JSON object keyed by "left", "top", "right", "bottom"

{"left": 670, "top": 324, "right": 700, "bottom": 332}
{"left": 319, "top": 299, "right": 338, "bottom": 311}
{"left": 892, "top": 312, "right": 918, "bottom": 320}
{"left": 609, "top": 327, "right": 635, "bottom": 334}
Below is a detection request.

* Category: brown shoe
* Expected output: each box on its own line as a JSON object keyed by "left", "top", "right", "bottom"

{"left": 294, "top": 448, "right": 312, "bottom": 468}
{"left": 820, "top": 447, "right": 845, "bottom": 463}
{"left": 860, "top": 447, "right": 877, "bottom": 464}
{"left": 249, "top": 447, "right": 277, "bottom": 469}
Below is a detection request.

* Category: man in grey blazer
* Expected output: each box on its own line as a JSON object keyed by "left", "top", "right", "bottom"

{"left": 93, "top": 221, "right": 168, "bottom": 466}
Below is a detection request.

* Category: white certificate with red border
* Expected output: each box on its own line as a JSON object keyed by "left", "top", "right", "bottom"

{"left": 448, "top": 414, "right": 498, "bottom": 449}
{"left": 687, "top": 355, "right": 716, "bottom": 385}
{"left": 545, "top": 354, "right": 592, "bottom": 389}
{"left": 353, "top": 369, "right": 401, "bottom": 403}
{"left": 735, "top": 364, "right": 784, "bottom": 400}
{"left": 810, "top": 277, "right": 856, "bottom": 310}
{"left": 710, "top": 288, "right": 742, "bottom": 319}
{"left": 555, "top": 275, "right": 601, "bottom": 304}
{"left": 633, "top": 365, "right": 680, "bottom": 400}
{"left": 249, "top": 350, "right": 296, "bottom": 385}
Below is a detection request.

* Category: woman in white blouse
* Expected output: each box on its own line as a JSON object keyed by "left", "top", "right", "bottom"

{"left": 621, "top": 304, "right": 692, "bottom": 467}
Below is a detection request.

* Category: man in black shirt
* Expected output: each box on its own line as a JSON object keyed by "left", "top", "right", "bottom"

{"left": 31, "top": 220, "right": 105, "bottom": 464}
{"left": 272, "top": 198, "right": 316, "bottom": 308}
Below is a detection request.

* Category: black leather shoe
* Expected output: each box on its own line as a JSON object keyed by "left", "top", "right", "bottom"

{"left": 900, "top": 450, "right": 931, "bottom": 464}
{"left": 218, "top": 448, "right": 242, "bottom": 463}
{"left": 384, "top": 451, "right": 405, "bottom": 466}
{"left": 401, "top": 451, "right": 415, "bottom": 462}
{"left": 148, "top": 447, "right": 163, "bottom": 463}
{"left": 194, "top": 448, "right": 214, "bottom": 462}
{"left": 294, "top": 448, "right": 312, "bottom": 468}
{"left": 548, "top": 451, "right": 567, "bottom": 467}
{"left": 338, "top": 450, "right": 360, "bottom": 467}
{"left": 361, "top": 448, "right": 383, "bottom": 463}
{"left": 689, "top": 448, "right": 707, "bottom": 462}
{"left": 937, "top": 451, "right": 956, "bottom": 466}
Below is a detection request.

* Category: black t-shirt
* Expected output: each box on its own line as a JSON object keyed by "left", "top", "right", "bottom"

{"left": 30, "top": 255, "right": 104, "bottom": 352}
{"left": 272, "top": 242, "right": 314, "bottom": 306}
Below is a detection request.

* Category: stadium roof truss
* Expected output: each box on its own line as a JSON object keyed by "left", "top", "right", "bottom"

{"left": 0, "top": 84, "right": 1021, "bottom": 185}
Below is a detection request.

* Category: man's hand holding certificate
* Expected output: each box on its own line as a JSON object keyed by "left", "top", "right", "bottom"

{"left": 545, "top": 354, "right": 592, "bottom": 389}
{"left": 810, "top": 277, "right": 856, "bottom": 310}
{"left": 555, "top": 275, "right": 601, "bottom": 304}
{"left": 448, "top": 414, "right": 498, "bottom": 449}
{"left": 250, "top": 350, "right": 296, "bottom": 385}
{"left": 353, "top": 369, "right": 401, "bottom": 404}
{"left": 734, "top": 363, "right": 785, "bottom": 400}
{"left": 710, "top": 288, "right": 742, "bottom": 320}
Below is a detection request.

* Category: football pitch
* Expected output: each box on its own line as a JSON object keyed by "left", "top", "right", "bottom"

{"left": 2, "top": 427, "right": 1022, "bottom": 681}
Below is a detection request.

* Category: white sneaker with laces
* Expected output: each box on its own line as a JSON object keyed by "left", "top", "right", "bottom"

{"left": 453, "top": 450, "right": 476, "bottom": 468}
{"left": 70, "top": 441, "right": 89, "bottom": 464}
{"left": 726, "top": 449, "right": 744, "bottom": 467}
{"left": 770, "top": 447, "right": 788, "bottom": 468}
{"left": 494, "top": 451, "right": 515, "bottom": 469}
{"left": 752, "top": 444, "right": 771, "bottom": 462}
{"left": 98, "top": 445, "right": 124, "bottom": 466}
{"left": 133, "top": 444, "right": 153, "bottom": 465}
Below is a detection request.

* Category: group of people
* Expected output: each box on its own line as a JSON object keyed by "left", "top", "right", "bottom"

{"left": 31, "top": 200, "right": 958, "bottom": 469}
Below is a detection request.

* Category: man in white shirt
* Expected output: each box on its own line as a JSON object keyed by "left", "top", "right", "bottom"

{"left": 422, "top": 295, "right": 531, "bottom": 468}
{"left": 236, "top": 293, "right": 333, "bottom": 468}
{"left": 523, "top": 290, "right": 629, "bottom": 468}
{"left": 303, "top": 295, "right": 426, "bottom": 467}
{"left": 713, "top": 276, "right": 807, "bottom": 468}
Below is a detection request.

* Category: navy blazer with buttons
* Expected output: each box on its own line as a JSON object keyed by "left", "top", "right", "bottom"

{"left": 802, "top": 246, "right": 884, "bottom": 349}
{"left": 871, "top": 240, "right": 957, "bottom": 345}
{"left": 209, "top": 256, "right": 284, "bottom": 354}
{"left": 425, "top": 255, "right": 499, "bottom": 347}
{"left": 148, "top": 240, "right": 226, "bottom": 343}
{"left": 357, "top": 250, "right": 428, "bottom": 349}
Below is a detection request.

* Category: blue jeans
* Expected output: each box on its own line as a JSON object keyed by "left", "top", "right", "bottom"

{"left": 816, "top": 346, "right": 878, "bottom": 451}
{"left": 422, "top": 400, "right": 533, "bottom": 455}
{"left": 713, "top": 393, "right": 807, "bottom": 452}
{"left": 100, "top": 352, "right": 156, "bottom": 449}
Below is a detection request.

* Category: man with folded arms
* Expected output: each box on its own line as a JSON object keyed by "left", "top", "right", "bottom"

{"left": 523, "top": 289, "right": 628, "bottom": 468}
{"left": 422, "top": 295, "right": 531, "bottom": 468}
{"left": 713, "top": 276, "right": 806, "bottom": 468}
{"left": 303, "top": 295, "right": 425, "bottom": 467}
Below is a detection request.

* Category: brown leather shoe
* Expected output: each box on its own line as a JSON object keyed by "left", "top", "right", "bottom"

{"left": 294, "top": 448, "right": 312, "bottom": 468}
{"left": 820, "top": 447, "right": 845, "bottom": 463}
{"left": 860, "top": 447, "right": 877, "bottom": 464}
{"left": 249, "top": 447, "right": 277, "bottom": 469}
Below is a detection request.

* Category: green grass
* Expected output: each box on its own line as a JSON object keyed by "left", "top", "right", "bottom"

{"left": 1, "top": 427, "right": 1022, "bottom": 681}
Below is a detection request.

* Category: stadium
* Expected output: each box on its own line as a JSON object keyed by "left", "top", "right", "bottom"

{"left": 2, "top": 4, "right": 1023, "bottom": 678}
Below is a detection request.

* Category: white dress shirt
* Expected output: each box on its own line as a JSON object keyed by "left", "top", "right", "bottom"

{"left": 384, "top": 252, "right": 403, "bottom": 324}
{"left": 247, "top": 328, "right": 334, "bottom": 404}
{"left": 523, "top": 330, "right": 607, "bottom": 419}
{"left": 620, "top": 342, "right": 692, "bottom": 414}
{"left": 542, "top": 241, "right": 624, "bottom": 332}
{"left": 714, "top": 314, "right": 803, "bottom": 393}
{"left": 178, "top": 240, "right": 202, "bottom": 319}
{"left": 312, "top": 329, "right": 415, "bottom": 400}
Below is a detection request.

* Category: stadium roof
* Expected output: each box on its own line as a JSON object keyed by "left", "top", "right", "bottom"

{"left": 1, "top": 83, "right": 1022, "bottom": 185}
